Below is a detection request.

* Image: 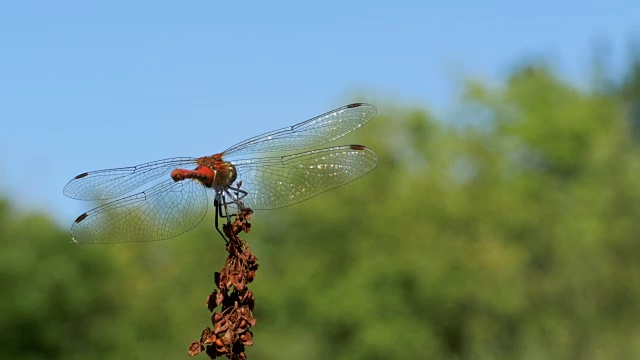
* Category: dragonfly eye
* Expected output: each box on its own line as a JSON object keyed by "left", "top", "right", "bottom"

{"left": 228, "top": 164, "right": 238, "bottom": 186}
{"left": 210, "top": 163, "right": 237, "bottom": 190}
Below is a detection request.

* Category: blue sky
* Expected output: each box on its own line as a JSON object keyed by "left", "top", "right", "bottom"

{"left": 1, "top": 1, "right": 638, "bottom": 225}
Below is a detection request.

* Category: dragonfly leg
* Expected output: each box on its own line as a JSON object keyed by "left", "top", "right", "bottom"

{"left": 230, "top": 186, "right": 249, "bottom": 201}
{"left": 224, "top": 187, "right": 249, "bottom": 213}
{"left": 214, "top": 196, "right": 230, "bottom": 242}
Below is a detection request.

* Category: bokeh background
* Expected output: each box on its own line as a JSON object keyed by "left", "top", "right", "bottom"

{"left": 2, "top": 1, "right": 640, "bottom": 359}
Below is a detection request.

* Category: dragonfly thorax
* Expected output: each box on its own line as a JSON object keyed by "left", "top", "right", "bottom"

{"left": 196, "top": 155, "right": 237, "bottom": 190}
{"left": 211, "top": 161, "right": 237, "bottom": 190}
{"left": 169, "top": 156, "right": 237, "bottom": 191}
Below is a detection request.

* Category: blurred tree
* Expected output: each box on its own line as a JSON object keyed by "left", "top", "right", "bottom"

{"left": 0, "top": 199, "right": 124, "bottom": 359}
{"left": 619, "top": 50, "right": 640, "bottom": 135}
{"left": 250, "top": 65, "right": 640, "bottom": 359}
{"left": 0, "top": 198, "right": 227, "bottom": 359}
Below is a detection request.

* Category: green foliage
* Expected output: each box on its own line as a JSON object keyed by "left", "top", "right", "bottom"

{"left": 3, "top": 64, "right": 640, "bottom": 359}
{"left": 251, "top": 66, "right": 640, "bottom": 359}
{"left": 619, "top": 52, "right": 640, "bottom": 134}
{"left": 0, "top": 199, "right": 228, "bottom": 359}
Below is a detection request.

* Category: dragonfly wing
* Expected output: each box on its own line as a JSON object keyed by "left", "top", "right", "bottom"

{"left": 222, "top": 103, "right": 376, "bottom": 157}
{"left": 230, "top": 145, "right": 378, "bottom": 210}
{"left": 63, "top": 157, "right": 198, "bottom": 200}
{"left": 71, "top": 179, "right": 209, "bottom": 243}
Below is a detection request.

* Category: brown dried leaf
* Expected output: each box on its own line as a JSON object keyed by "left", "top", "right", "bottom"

{"left": 239, "top": 331, "right": 253, "bottom": 346}
{"left": 188, "top": 341, "right": 203, "bottom": 357}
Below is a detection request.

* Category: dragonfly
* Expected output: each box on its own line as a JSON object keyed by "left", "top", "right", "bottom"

{"left": 63, "top": 103, "right": 378, "bottom": 244}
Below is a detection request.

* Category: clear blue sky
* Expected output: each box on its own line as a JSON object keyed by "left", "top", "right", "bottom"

{"left": 1, "top": 1, "right": 638, "bottom": 225}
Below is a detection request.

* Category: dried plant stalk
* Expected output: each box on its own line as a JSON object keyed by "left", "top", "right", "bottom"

{"left": 189, "top": 209, "right": 257, "bottom": 359}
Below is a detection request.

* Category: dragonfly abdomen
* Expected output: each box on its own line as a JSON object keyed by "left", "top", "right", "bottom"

{"left": 171, "top": 167, "right": 216, "bottom": 187}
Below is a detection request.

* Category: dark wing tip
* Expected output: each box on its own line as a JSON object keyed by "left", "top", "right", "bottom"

{"left": 345, "top": 103, "right": 377, "bottom": 117}
{"left": 74, "top": 172, "right": 89, "bottom": 179}
{"left": 74, "top": 213, "right": 89, "bottom": 224}
{"left": 349, "top": 144, "right": 367, "bottom": 150}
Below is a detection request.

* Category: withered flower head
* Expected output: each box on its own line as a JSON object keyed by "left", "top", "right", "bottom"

{"left": 189, "top": 208, "right": 257, "bottom": 359}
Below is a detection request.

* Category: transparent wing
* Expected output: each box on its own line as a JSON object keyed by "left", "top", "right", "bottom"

{"left": 70, "top": 179, "right": 209, "bottom": 244}
{"left": 63, "top": 157, "right": 198, "bottom": 200}
{"left": 222, "top": 103, "right": 376, "bottom": 157}
{"left": 230, "top": 145, "right": 378, "bottom": 210}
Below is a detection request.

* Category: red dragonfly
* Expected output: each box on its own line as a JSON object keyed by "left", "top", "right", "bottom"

{"left": 64, "top": 103, "right": 378, "bottom": 243}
